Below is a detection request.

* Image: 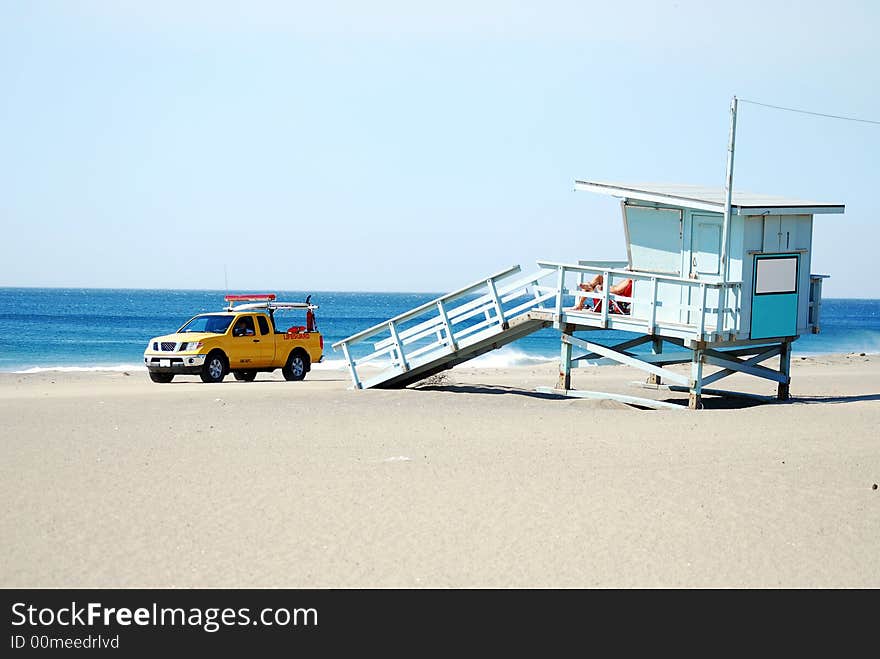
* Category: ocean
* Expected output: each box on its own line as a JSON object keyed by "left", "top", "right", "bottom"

{"left": 1, "top": 288, "right": 879, "bottom": 373}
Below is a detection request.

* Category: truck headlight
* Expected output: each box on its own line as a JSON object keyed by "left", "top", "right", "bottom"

{"left": 182, "top": 341, "right": 203, "bottom": 351}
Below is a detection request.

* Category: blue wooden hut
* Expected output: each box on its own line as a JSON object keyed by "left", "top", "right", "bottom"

{"left": 535, "top": 180, "right": 844, "bottom": 407}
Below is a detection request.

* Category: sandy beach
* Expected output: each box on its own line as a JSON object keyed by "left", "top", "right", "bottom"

{"left": 1, "top": 354, "right": 878, "bottom": 588}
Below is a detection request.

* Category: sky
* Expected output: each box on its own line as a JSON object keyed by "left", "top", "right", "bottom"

{"left": 1, "top": 1, "right": 878, "bottom": 296}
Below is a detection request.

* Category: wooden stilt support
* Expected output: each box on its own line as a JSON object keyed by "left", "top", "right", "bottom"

{"left": 689, "top": 346, "right": 704, "bottom": 410}
{"left": 777, "top": 340, "right": 792, "bottom": 400}
{"left": 557, "top": 323, "right": 574, "bottom": 390}
{"left": 647, "top": 336, "right": 663, "bottom": 385}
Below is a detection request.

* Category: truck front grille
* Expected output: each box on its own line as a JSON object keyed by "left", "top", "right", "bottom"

{"left": 161, "top": 342, "right": 177, "bottom": 352}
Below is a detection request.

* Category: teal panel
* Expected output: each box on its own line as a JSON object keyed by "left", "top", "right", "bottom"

{"left": 751, "top": 293, "right": 798, "bottom": 339}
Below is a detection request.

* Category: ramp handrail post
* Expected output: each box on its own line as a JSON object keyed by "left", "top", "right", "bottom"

{"left": 436, "top": 300, "right": 457, "bottom": 350}
{"left": 388, "top": 320, "right": 409, "bottom": 372}
{"left": 698, "top": 283, "right": 708, "bottom": 340}
{"left": 649, "top": 276, "right": 658, "bottom": 333}
{"left": 339, "top": 342, "right": 362, "bottom": 390}
{"left": 486, "top": 277, "right": 506, "bottom": 328}
{"left": 531, "top": 276, "right": 547, "bottom": 308}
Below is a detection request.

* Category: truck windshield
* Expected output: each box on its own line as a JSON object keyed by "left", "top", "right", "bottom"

{"left": 178, "top": 315, "right": 233, "bottom": 334}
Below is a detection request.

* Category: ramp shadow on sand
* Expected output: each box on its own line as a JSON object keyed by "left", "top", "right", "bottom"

{"left": 412, "top": 383, "right": 566, "bottom": 402}
{"left": 412, "top": 382, "right": 774, "bottom": 410}
{"left": 793, "top": 393, "right": 880, "bottom": 405}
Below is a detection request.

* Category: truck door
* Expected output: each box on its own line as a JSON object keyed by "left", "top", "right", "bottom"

{"left": 253, "top": 315, "right": 275, "bottom": 366}
{"left": 227, "top": 314, "right": 262, "bottom": 369}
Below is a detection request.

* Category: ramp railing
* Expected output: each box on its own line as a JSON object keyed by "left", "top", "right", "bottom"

{"left": 333, "top": 265, "right": 558, "bottom": 389}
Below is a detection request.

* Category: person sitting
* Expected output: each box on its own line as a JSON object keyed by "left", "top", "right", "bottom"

{"left": 232, "top": 318, "right": 255, "bottom": 337}
{"left": 571, "top": 274, "right": 633, "bottom": 313}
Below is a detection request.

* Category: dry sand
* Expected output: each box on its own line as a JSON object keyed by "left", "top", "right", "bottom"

{"left": 1, "top": 354, "right": 878, "bottom": 588}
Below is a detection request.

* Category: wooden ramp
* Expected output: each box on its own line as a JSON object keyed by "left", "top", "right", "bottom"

{"left": 332, "top": 266, "right": 556, "bottom": 389}
{"left": 366, "top": 313, "right": 550, "bottom": 389}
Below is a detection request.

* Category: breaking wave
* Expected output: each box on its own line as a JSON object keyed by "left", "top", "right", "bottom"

{"left": 457, "top": 347, "right": 556, "bottom": 369}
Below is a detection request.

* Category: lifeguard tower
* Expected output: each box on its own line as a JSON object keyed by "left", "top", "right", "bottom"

{"left": 332, "top": 179, "right": 841, "bottom": 408}
{"left": 333, "top": 97, "right": 844, "bottom": 408}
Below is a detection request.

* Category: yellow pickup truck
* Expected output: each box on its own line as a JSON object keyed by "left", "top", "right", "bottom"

{"left": 143, "top": 294, "right": 323, "bottom": 383}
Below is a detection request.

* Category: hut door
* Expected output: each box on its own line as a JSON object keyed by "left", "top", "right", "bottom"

{"left": 689, "top": 215, "right": 723, "bottom": 277}
{"left": 750, "top": 254, "right": 799, "bottom": 339}
{"left": 686, "top": 214, "right": 723, "bottom": 325}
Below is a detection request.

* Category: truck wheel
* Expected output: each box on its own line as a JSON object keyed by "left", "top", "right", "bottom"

{"left": 283, "top": 350, "right": 309, "bottom": 381}
{"left": 149, "top": 372, "right": 174, "bottom": 383}
{"left": 233, "top": 370, "right": 257, "bottom": 382}
{"left": 200, "top": 352, "right": 227, "bottom": 383}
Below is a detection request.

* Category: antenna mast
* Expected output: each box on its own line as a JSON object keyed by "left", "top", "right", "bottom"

{"left": 719, "top": 96, "right": 738, "bottom": 331}
{"left": 720, "top": 95, "right": 738, "bottom": 284}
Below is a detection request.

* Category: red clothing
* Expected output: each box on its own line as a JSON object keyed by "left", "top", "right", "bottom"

{"left": 593, "top": 279, "right": 633, "bottom": 315}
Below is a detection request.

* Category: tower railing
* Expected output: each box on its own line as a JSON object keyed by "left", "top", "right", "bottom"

{"left": 535, "top": 260, "right": 743, "bottom": 340}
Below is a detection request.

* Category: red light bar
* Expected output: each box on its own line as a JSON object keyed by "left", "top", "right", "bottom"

{"left": 224, "top": 294, "right": 277, "bottom": 302}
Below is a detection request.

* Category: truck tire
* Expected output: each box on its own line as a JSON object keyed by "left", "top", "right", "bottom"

{"left": 200, "top": 352, "right": 227, "bottom": 383}
{"left": 233, "top": 370, "right": 257, "bottom": 382}
{"left": 283, "top": 350, "right": 309, "bottom": 381}
{"left": 149, "top": 372, "right": 174, "bottom": 383}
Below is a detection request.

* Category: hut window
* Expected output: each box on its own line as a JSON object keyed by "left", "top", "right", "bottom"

{"left": 755, "top": 255, "right": 798, "bottom": 295}
{"left": 623, "top": 205, "right": 682, "bottom": 275}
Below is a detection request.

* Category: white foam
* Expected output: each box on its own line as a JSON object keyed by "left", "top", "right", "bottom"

{"left": 456, "top": 346, "right": 555, "bottom": 369}
{"left": 314, "top": 357, "right": 394, "bottom": 370}
{"left": 12, "top": 364, "right": 146, "bottom": 374}
{"left": 317, "top": 347, "right": 553, "bottom": 371}
{"left": 310, "top": 358, "right": 350, "bottom": 371}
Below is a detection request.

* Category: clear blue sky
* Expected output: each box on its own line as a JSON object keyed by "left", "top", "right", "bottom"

{"left": 1, "top": 1, "right": 877, "bottom": 296}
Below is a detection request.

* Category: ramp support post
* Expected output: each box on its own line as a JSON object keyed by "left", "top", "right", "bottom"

{"left": 339, "top": 342, "right": 362, "bottom": 390}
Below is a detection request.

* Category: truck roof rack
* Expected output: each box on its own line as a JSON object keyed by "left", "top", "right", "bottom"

{"left": 223, "top": 293, "right": 318, "bottom": 312}
{"left": 224, "top": 294, "right": 276, "bottom": 303}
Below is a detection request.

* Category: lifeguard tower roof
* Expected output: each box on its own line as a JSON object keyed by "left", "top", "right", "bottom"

{"left": 575, "top": 180, "right": 845, "bottom": 215}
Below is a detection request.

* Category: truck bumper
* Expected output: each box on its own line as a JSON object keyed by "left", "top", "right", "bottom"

{"left": 144, "top": 353, "right": 207, "bottom": 374}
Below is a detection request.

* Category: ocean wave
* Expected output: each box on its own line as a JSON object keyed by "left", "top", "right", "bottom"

{"left": 456, "top": 347, "right": 556, "bottom": 369}
{"left": 12, "top": 364, "right": 146, "bottom": 374}
{"left": 310, "top": 358, "right": 351, "bottom": 371}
